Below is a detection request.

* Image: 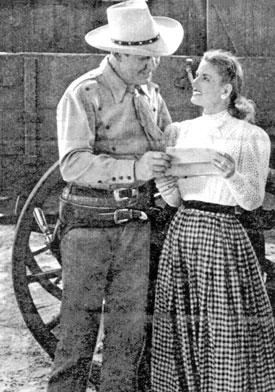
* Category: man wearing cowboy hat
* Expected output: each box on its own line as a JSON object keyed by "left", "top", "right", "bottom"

{"left": 47, "top": 1, "right": 183, "bottom": 391}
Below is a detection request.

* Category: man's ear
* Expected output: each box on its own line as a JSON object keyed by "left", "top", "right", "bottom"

{"left": 221, "top": 83, "right": 233, "bottom": 100}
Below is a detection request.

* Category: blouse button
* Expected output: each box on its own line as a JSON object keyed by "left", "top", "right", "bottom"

{"left": 153, "top": 108, "right": 156, "bottom": 112}
{"left": 119, "top": 176, "right": 123, "bottom": 180}
{"left": 98, "top": 180, "right": 102, "bottom": 183}
{"left": 112, "top": 177, "right": 116, "bottom": 181}
{"left": 112, "top": 146, "right": 116, "bottom": 151}
{"left": 106, "top": 125, "right": 110, "bottom": 129}
{"left": 127, "top": 176, "right": 131, "bottom": 180}
{"left": 98, "top": 107, "right": 102, "bottom": 111}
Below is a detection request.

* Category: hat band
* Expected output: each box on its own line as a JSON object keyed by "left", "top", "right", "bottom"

{"left": 111, "top": 33, "right": 160, "bottom": 47}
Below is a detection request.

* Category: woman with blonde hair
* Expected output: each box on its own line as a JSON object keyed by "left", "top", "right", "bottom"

{"left": 152, "top": 49, "right": 275, "bottom": 392}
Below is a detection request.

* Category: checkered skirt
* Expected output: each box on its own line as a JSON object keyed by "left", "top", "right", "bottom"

{"left": 152, "top": 205, "right": 275, "bottom": 392}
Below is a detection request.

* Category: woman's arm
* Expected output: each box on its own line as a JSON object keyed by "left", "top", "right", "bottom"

{"left": 225, "top": 124, "right": 271, "bottom": 210}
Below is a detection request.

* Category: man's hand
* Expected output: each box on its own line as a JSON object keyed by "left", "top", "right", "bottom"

{"left": 135, "top": 151, "right": 172, "bottom": 181}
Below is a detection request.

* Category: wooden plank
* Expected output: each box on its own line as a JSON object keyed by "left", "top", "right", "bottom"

{"left": 0, "top": 0, "right": 205, "bottom": 55}
{"left": 149, "top": 0, "right": 206, "bottom": 55}
{"left": 0, "top": 109, "right": 3, "bottom": 193}
{"left": 0, "top": 1, "right": 108, "bottom": 53}
{"left": 240, "top": 56, "right": 275, "bottom": 167}
{"left": 24, "top": 56, "right": 38, "bottom": 163}
{"left": 0, "top": 55, "right": 23, "bottom": 109}
{"left": 44, "top": 3, "right": 108, "bottom": 53}
{"left": 0, "top": 54, "right": 25, "bottom": 167}
{"left": 207, "top": 0, "right": 275, "bottom": 56}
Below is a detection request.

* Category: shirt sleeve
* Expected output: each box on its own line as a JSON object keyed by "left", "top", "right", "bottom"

{"left": 57, "top": 83, "right": 136, "bottom": 188}
{"left": 157, "top": 93, "right": 172, "bottom": 131}
{"left": 164, "top": 122, "right": 181, "bottom": 147}
{"left": 160, "top": 188, "right": 182, "bottom": 207}
{"left": 225, "top": 124, "right": 271, "bottom": 210}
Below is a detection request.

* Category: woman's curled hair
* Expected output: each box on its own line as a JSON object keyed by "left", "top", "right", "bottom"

{"left": 203, "top": 49, "right": 256, "bottom": 124}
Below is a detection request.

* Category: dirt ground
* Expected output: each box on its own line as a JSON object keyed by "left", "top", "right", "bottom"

{"left": 0, "top": 224, "right": 52, "bottom": 392}
{"left": 1, "top": 205, "right": 275, "bottom": 391}
{"left": 0, "top": 224, "right": 101, "bottom": 392}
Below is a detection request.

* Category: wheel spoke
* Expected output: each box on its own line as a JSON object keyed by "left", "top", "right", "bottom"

{"left": 27, "top": 268, "right": 62, "bottom": 284}
{"left": 46, "top": 314, "right": 60, "bottom": 331}
{"left": 12, "top": 161, "right": 65, "bottom": 358}
{"left": 32, "top": 244, "right": 51, "bottom": 256}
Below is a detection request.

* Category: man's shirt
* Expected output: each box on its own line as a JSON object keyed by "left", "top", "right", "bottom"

{"left": 57, "top": 55, "right": 171, "bottom": 190}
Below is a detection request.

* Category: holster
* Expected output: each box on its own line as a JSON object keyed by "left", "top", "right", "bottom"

{"left": 59, "top": 198, "right": 151, "bottom": 228}
{"left": 59, "top": 182, "right": 163, "bottom": 230}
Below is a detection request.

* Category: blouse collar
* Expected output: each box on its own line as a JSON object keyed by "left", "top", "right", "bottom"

{"left": 201, "top": 110, "right": 233, "bottom": 137}
{"left": 202, "top": 110, "right": 231, "bottom": 122}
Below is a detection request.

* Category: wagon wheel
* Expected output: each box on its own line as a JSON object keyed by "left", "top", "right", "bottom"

{"left": 12, "top": 161, "right": 65, "bottom": 359}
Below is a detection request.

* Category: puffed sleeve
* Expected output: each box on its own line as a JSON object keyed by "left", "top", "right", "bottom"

{"left": 225, "top": 123, "right": 271, "bottom": 210}
{"left": 164, "top": 122, "right": 181, "bottom": 147}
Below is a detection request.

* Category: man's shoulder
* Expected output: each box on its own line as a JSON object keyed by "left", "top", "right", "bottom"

{"left": 67, "top": 67, "right": 103, "bottom": 94}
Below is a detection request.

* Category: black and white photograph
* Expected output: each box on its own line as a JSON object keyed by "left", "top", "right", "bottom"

{"left": 1, "top": 0, "right": 275, "bottom": 391}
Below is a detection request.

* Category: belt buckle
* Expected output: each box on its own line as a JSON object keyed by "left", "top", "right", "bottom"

{"left": 114, "top": 209, "right": 129, "bottom": 224}
{"left": 113, "top": 187, "right": 138, "bottom": 202}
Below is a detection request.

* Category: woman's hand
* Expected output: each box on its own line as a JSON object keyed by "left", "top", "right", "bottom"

{"left": 212, "top": 152, "right": 235, "bottom": 178}
{"left": 155, "top": 175, "right": 178, "bottom": 196}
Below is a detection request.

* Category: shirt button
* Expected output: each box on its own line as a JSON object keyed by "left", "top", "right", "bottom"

{"left": 153, "top": 108, "right": 156, "bottom": 112}
{"left": 119, "top": 176, "right": 123, "bottom": 180}
{"left": 112, "top": 177, "right": 116, "bottom": 181}
{"left": 112, "top": 146, "right": 116, "bottom": 151}
{"left": 106, "top": 125, "right": 110, "bottom": 129}
{"left": 98, "top": 107, "right": 102, "bottom": 111}
{"left": 85, "top": 87, "right": 90, "bottom": 91}
{"left": 98, "top": 180, "right": 102, "bottom": 183}
{"left": 127, "top": 176, "right": 131, "bottom": 180}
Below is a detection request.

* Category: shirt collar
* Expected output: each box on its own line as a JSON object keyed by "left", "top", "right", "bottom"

{"left": 136, "top": 84, "right": 151, "bottom": 99}
{"left": 100, "top": 55, "right": 150, "bottom": 103}
{"left": 202, "top": 109, "right": 230, "bottom": 122}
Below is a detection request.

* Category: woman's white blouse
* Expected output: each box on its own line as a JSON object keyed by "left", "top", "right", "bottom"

{"left": 163, "top": 111, "right": 271, "bottom": 211}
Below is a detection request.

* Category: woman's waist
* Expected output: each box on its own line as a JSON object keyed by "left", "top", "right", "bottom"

{"left": 183, "top": 195, "right": 237, "bottom": 207}
{"left": 179, "top": 181, "right": 236, "bottom": 206}
{"left": 181, "top": 200, "right": 238, "bottom": 215}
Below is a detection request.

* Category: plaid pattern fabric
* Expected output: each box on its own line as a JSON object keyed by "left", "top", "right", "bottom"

{"left": 152, "top": 205, "right": 275, "bottom": 392}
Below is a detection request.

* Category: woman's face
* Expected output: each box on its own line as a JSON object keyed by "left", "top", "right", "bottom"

{"left": 191, "top": 59, "right": 229, "bottom": 114}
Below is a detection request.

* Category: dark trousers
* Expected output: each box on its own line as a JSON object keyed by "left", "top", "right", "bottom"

{"left": 47, "top": 220, "right": 151, "bottom": 392}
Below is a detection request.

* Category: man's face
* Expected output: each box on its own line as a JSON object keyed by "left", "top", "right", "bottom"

{"left": 117, "top": 54, "right": 160, "bottom": 85}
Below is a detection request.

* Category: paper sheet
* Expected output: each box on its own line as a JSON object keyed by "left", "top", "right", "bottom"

{"left": 166, "top": 147, "right": 220, "bottom": 176}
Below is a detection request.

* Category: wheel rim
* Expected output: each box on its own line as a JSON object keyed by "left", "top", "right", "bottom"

{"left": 12, "top": 161, "right": 65, "bottom": 359}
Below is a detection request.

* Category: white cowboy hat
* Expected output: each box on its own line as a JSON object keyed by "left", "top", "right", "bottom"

{"left": 85, "top": 0, "right": 184, "bottom": 56}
